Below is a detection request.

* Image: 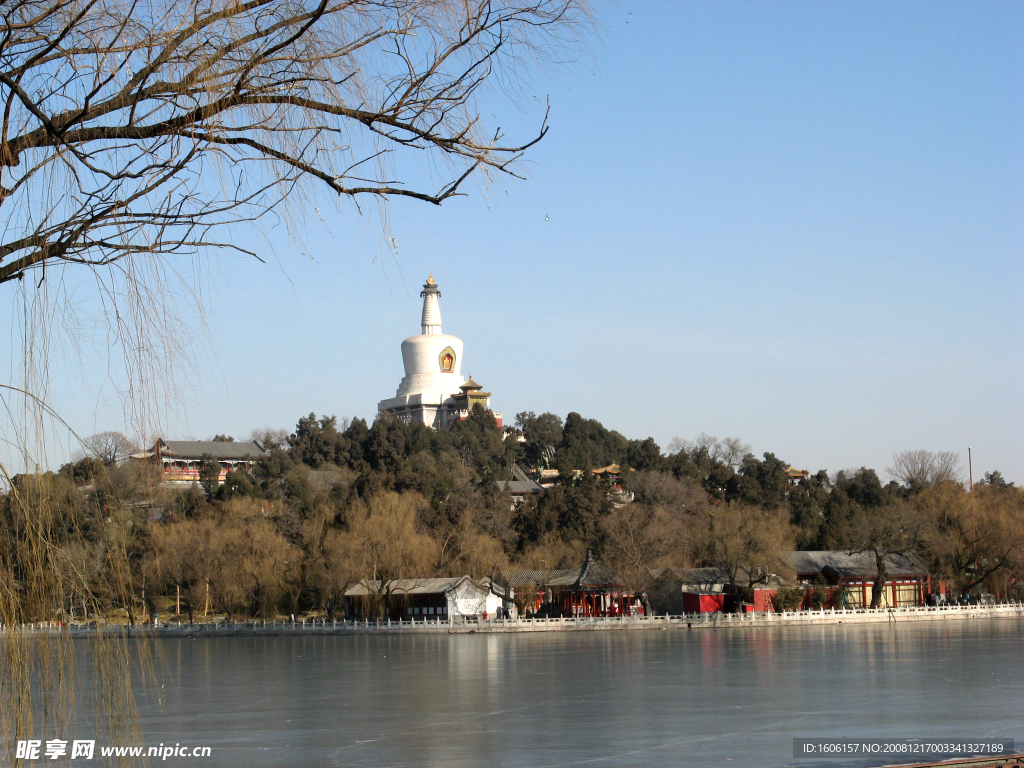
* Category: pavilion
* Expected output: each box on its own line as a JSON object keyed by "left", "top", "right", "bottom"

{"left": 499, "top": 552, "right": 644, "bottom": 618}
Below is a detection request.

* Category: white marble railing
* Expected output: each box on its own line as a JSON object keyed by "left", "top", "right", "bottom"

{"left": 6, "top": 602, "right": 1023, "bottom": 635}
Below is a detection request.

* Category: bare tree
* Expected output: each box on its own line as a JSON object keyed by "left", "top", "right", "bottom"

{"left": 606, "top": 472, "right": 707, "bottom": 600}
{"left": 888, "top": 450, "right": 962, "bottom": 490}
{"left": 691, "top": 504, "right": 793, "bottom": 609}
{"left": 669, "top": 433, "right": 751, "bottom": 470}
{"left": 0, "top": 0, "right": 589, "bottom": 286}
{"left": 693, "top": 432, "right": 721, "bottom": 461}
{"left": 627, "top": 470, "right": 708, "bottom": 516}
{"left": 600, "top": 501, "right": 686, "bottom": 601}
{"left": 918, "top": 482, "right": 1024, "bottom": 596}
{"left": 930, "top": 452, "right": 962, "bottom": 484}
{"left": 147, "top": 517, "right": 220, "bottom": 623}
{"left": 0, "top": 1, "right": 591, "bottom": 757}
{"left": 249, "top": 427, "right": 290, "bottom": 451}
{"left": 208, "top": 514, "right": 298, "bottom": 619}
{"left": 82, "top": 430, "right": 138, "bottom": 465}
{"left": 2, "top": 0, "right": 592, "bottom": 454}
{"left": 719, "top": 437, "right": 752, "bottom": 470}
{"left": 339, "top": 490, "right": 437, "bottom": 617}
{"left": 845, "top": 500, "right": 926, "bottom": 608}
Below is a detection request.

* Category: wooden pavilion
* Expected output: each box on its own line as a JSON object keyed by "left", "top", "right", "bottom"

{"left": 499, "top": 552, "right": 644, "bottom": 618}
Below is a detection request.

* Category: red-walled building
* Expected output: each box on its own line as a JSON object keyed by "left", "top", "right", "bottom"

{"left": 650, "top": 567, "right": 780, "bottom": 614}
{"left": 499, "top": 552, "right": 645, "bottom": 618}
{"left": 780, "top": 551, "right": 933, "bottom": 608}
{"left": 138, "top": 439, "right": 266, "bottom": 486}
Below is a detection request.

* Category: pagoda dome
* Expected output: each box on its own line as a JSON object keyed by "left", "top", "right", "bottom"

{"left": 378, "top": 274, "right": 501, "bottom": 431}
{"left": 394, "top": 275, "right": 465, "bottom": 397}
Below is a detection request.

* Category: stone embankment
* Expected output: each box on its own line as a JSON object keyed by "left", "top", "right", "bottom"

{"left": 11, "top": 602, "right": 1023, "bottom": 637}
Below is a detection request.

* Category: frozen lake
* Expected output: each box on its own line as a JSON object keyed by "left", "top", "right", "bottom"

{"left": 120, "top": 619, "right": 1022, "bottom": 767}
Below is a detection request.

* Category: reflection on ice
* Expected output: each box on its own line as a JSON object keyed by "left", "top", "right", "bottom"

{"left": 120, "top": 621, "right": 1022, "bottom": 767}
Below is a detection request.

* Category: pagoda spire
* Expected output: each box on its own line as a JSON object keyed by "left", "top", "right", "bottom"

{"left": 420, "top": 274, "right": 442, "bottom": 335}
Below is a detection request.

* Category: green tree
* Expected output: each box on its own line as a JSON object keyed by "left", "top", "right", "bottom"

{"left": 555, "top": 412, "right": 628, "bottom": 473}
{"left": 516, "top": 411, "right": 563, "bottom": 469}
{"left": 626, "top": 438, "right": 663, "bottom": 471}
{"left": 288, "top": 414, "right": 346, "bottom": 468}
{"left": 788, "top": 470, "right": 831, "bottom": 548}
{"left": 199, "top": 454, "right": 221, "bottom": 498}
{"left": 512, "top": 475, "right": 610, "bottom": 553}
{"left": 216, "top": 468, "right": 262, "bottom": 501}
{"left": 734, "top": 452, "right": 791, "bottom": 508}
{"left": 447, "top": 404, "right": 516, "bottom": 478}
{"left": 58, "top": 456, "right": 107, "bottom": 485}
{"left": 982, "top": 471, "right": 1014, "bottom": 490}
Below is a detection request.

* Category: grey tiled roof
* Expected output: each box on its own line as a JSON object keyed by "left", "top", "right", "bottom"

{"left": 495, "top": 479, "right": 543, "bottom": 494}
{"left": 668, "top": 567, "right": 729, "bottom": 586}
{"left": 499, "top": 568, "right": 575, "bottom": 588}
{"left": 780, "top": 550, "right": 929, "bottom": 579}
{"left": 500, "top": 553, "right": 624, "bottom": 589}
{"left": 650, "top": 567, "right": 730, "bottom": 593}
{"left": 157, "top": 440, "right": 266, "bottom": 460}
{"left": 344, "top": 576, "right": 478, "bottom": 597}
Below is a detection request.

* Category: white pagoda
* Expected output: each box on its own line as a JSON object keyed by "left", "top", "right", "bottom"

{"left": 378, "top": 275, "right": 501, "bottom": 429}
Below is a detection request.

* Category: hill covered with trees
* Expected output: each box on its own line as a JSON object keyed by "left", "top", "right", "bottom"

{"left": 3, "top": 407, "right": 1021, "bottom": 622}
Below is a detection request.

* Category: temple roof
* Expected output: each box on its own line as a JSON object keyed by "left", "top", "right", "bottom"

{"left": 155, "top": 440, "right": 266, "bottom": 460}
{"left": 344, "top": 576, "right": 482, "bottom": 596}
{"left": 780, "top": 550, "right": 929, "bottom": 579}
{"left": 499, "top": 552, "right": 623, "bottom": 589}
{"left": 495, "top": 479, "right": 544, "bottom": 494}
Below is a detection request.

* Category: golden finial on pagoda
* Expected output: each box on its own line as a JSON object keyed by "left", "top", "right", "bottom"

{"left": 426, "top": 273, "right": 435, "bottom": 284}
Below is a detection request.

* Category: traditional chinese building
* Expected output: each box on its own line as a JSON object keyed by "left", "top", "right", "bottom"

{"left": 378, "top": 275, "right": 501, "bottom": 429}
{"left": 648, "top": 566, "right": 780, "bottom": 614}
{"left": 780, "top": 550, "right": 933, "bottom": 608}
{"left": 499, "top": 552, "right": 644, "bottom": 618}
{"left": 343, "top": 576, "right": 506, "bottom": 620}
{"left": 649, "top": 567, "right": 729, "bottom": 614}
{"left": 137, "top": 439, "right": 266, "bottom": 486}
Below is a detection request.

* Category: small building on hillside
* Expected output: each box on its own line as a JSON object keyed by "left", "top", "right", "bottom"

{"left": 780, "top": 550, "right": 933, "bottom": 608}
{"left": 343, "top": 576, "right": 505, "bottom": 620}
{"left": 786, "top": 467, "right": 811, "bottom": 484}
{"left": 494, "top": 478, "right": 544, "bottom": 508}
{"left": 592, "top": 464, "right": 624, "bottom": 490}
{"left": 499, "top": 552, "right": 644, "bottom": 618}
{"left": 136, "top": 439, "right": 266, "bottom": 486}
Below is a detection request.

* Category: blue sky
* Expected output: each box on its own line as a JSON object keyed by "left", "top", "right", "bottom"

{"left": 14, "top": 1, "right": 1023, "bottom": 483}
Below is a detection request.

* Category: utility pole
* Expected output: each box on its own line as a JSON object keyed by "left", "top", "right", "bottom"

{"left": 969, "top": 447, "right": 977, "bottom": 597}
{"left": 969, "top": 446, "right": 976, "bottom": 542}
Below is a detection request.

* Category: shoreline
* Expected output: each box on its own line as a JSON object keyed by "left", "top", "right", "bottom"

{"left": 10, "top": 603, "right": 1023, "bottom": 638}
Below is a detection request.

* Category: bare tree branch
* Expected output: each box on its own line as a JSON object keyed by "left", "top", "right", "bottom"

{"left": 0, "top": 0, "right": 589, "bottom": 284}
